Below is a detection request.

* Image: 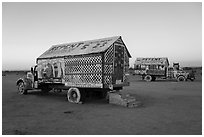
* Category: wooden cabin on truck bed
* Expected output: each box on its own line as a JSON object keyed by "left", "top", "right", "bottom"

{"left": 17, "top": 36, "right": 131, "bottom": 103}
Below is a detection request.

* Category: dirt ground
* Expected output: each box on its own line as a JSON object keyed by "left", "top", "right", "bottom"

{"left": 2, "top": 72, "right": 202, "bottom": 135}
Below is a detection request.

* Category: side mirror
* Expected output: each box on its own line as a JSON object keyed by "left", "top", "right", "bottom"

{"left": 31, "top": 67, "right": 34, "bottom": 74}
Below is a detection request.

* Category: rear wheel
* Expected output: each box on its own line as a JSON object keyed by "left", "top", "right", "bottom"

{"left": 17, "top": 82, "right": 27, "bottom": 95}
{"left": 67, "top": 88, "right": 82, "bottom": 103}
{"left": 177, "top": 75, "right": 186, "bottom": 82}
{"left": 144, "top": 75, "right": 152, "bottom": 82}
{"left": 190, "top": 78, "right": 195, "bottom": 81}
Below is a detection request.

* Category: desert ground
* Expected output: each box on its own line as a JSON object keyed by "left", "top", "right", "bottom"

{"left": 2, "top": 71, "right": 202, "bottom": 135}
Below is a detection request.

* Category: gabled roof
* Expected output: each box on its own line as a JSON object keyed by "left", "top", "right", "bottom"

{"left": 135, "top": 57, "right": 169, "bottom": 66}
{"left": 38, "top": 36, "right": 131, "bottom": 59}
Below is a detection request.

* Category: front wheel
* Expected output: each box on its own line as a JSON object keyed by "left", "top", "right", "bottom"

{"left": 177, "top": 75, "right": 186, "bottom": 82}
{"left": 17, "top": 82, "right": 27, "bottom": 95}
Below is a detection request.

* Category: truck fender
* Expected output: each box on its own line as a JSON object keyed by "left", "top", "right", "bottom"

{"left": 16, "top": 78, "right": 25, "bottom": 86}
{"left": 178, "top": 74, "right": 188, "bottom": 79}
{"left": 177, "top": 75, "right": 186, "bottom": 81}
{"left": 16, "top": 77, "right": 33, "bottom": 89}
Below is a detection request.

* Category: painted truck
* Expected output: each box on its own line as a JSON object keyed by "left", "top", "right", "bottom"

{"left": 134, "top": 57, "right": 195, "bottom": 82}
{"left": 16, "top": 36, "right": 131, "bottom": 103}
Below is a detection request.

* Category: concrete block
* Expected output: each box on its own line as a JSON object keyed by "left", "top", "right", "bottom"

{"left": 108, "top": 92, "right": 142, "bottom": 108}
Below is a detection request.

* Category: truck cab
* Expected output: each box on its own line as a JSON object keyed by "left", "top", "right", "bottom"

{"left": 134, "top": 58, "right": 195, "bottom": 82}
{"left": 16, "top": 36, "right": 132, "bottom": 104}
{"left": 172, "top": 63, "right": 195, "bottom": 81}
{"left": 16, "top": 66, "right": 37, "bottom": 94}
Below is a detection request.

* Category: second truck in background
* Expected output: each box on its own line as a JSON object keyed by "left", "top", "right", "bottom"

{"left": 134, "top": 57, "right": 195, "bottom": 82}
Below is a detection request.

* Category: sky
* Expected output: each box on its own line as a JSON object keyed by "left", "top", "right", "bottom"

{"left": 2, "top": 2, "right": 202, "bottom": 70}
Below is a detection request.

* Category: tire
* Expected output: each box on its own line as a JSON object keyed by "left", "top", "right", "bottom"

{"left": 177, "top": 75, "right": 186, "bottom": 82}
{"left": 190, "top": 78, "right": 195, "bottom": 81}
{"left": 144, "top": 75, "right": 152, "bottom": 82}
{"left": 67, "top": 88, "right": 81, "bottom": 103}
{"left": 17, "top": 82, "right": 27, "bottom": 95}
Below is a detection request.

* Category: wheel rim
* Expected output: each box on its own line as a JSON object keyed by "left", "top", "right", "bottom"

{"left": 18, "top": 82, "right": 25, "bottom": 94}
{"left": 70, "top": 91, "right": 78, "bottom": 101}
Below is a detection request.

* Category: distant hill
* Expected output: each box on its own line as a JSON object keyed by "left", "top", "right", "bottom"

{"left": 2, "top": 70, "right": 29, "bottom": 76}
{"left": 183, "top": 67, "right": 202, "bottom": 70}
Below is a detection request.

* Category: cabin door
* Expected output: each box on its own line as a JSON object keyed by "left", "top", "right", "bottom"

{"left": 113, "top": 44, "right": 124, "bottom": 84}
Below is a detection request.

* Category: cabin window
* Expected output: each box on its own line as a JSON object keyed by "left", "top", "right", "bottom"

{"left": 149, "top": 65, "right": 157, "bottom": 70}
